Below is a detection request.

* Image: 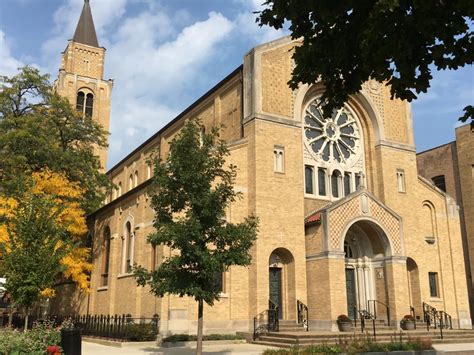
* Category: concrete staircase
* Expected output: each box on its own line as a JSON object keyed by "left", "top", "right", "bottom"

{"left": 253, "top": 327, "right": 474, "bottom": 348}
{"left": 277, "top": 320, "right": 307, "bottom": 332}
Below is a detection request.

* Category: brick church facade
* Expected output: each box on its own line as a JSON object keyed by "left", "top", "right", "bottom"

{"left": 50, "top": 0, "right": 472, "bottom": 334}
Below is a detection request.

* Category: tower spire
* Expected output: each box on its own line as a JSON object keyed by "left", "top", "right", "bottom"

{"left": 72, "top": 0, "right": 99, "bottom": 47}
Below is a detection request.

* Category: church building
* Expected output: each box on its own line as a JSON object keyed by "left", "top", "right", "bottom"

{"left": 51, "top": 1, "right": 472, "bottom": 334}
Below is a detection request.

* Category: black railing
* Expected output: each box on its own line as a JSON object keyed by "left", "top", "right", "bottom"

{"left": 410, "top": 306, "right": 417, "bottom": 329}
{"left": 52, "top": 314, "right": 160, "bottom": 341}
{"left": 297, "top": 300, "right": 309, "bottom": 331}
{"left": 358, "top": 309, "right": 376, "bottom": 340}
{"left": 367, "top": 300, "right": 390, "bottom": 327}
{"left": 253, "top": 302, "right": 279, "bottom": 340}
{"left": 422, "top": 302, "right": 452, "bottom": 339}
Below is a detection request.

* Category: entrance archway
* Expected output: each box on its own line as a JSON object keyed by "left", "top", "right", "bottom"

{"left": 406, "top": 257, "right": 422, "bottom": 319}
{"left": 268, "top": 248, "right": 295, "bottom": 320}
{"left": 343, "top": 220, "right": 391, "bottom": 320}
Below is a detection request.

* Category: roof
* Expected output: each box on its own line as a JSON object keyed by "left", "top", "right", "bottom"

{"left": 304, "top": 211, "right": 321, "bottom": 225}
{"left": 73, "top": 0, "right": 99, "bottom": 47}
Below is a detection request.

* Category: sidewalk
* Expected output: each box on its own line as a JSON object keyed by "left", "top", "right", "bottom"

{"left": 82, "top": 341, "right": 276, "bottom": 354}
{"left": 83, "top": 340, "right": 474, "bottom": 354}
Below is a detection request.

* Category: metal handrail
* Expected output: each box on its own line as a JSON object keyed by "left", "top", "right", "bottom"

{"left": 410, "top": 306, "right": 416, "bottom": 329}
{"left": 253, "top": 301, "right": 279, "bottom": 341}
{"left": 297, "top": 300, "right": 309, "bottom": 331}
{"left": 367, "top": 299, "right": 390, "bottom": 326}
{"left": 358, "top": 309, "right": 376, "bottom": 340}
{"left": 422, "top": 301, "right": 452, "bottom": 339}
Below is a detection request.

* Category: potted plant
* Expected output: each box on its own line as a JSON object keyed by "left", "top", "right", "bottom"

{"left": 337, "top": 314, "right": 353, "bottom": 332}
{"left": 400, "top": 314, "right": 416, "bottom": 330}
{"left": 60, "top": 317, "right": 82, "bottom": 355}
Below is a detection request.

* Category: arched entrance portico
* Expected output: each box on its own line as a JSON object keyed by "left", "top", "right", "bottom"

{"left": 268, "top": 248, "right": 296, "bottom": 320}
{"left": 343, "top": 220, "right": 391, "bottom": 320}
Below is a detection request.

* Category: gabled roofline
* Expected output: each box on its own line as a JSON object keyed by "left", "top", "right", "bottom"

{"left": 106, "top": 65, "right": 243, "bottom": 175}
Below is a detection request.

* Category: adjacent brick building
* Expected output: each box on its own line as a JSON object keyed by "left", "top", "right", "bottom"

{"left": 417, "top": 124, "right": 474, "bottom": 322}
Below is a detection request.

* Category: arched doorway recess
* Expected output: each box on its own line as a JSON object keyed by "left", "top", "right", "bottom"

{"left": 406, "top": 257, "right": 422, "bottom": 319}
{"left": 343, "top": 220, "right": 391, "bottom": 320}
{"left": 268, "top": 248, "right": 296, "bottom": 320}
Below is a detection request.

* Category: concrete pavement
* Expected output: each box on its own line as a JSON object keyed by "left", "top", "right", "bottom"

{"left": 83, "top": 340, "right": 474, "bottom": 354}
{"left": 82, "top": 341, "right": 277, "bottom": 354}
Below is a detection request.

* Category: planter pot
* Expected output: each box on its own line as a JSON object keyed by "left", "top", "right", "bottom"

{"left": 61, "top": 329, "right": 82, "bottom": 355}
{"left": 401, "top": 321, "right": 416, "bottom": 330}
{"left": 338, "top": 321, "right": 353, "bottom": 332}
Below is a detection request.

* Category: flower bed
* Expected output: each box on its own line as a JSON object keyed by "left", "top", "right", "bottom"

{"left": 262, "top": 336, "right": 433, "bottom": 354}
{"left": 0, "top": 320, "right": 61, "bottom": 354}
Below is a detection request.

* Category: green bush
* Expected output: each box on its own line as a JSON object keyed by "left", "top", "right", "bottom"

{"left": 125, "top": 323, "right": 158, "bottom": 341}
{"left": 0, "top": 321, "right": 61, "bottom": 354}
{"left": 262, "top": 336, "right": 433, "bottom": 354}
{"left": 162, "top": 333, "right": 245, "bottom": 343}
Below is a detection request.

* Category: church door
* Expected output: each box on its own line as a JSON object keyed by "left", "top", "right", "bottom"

{"left": 345, "top": 268, "right": 357, "bottom": 320}
{"left": 269, "top": 267, "right": 283, "bottom": 319}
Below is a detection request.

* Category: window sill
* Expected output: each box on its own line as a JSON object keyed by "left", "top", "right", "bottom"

{"left": 429, "top": 297, "right": 442, "bottom": 302}
{"left": 219, "top": 293, "right": 229, "bottom": 299}
{"left": 304, "top": 194, "right": 330, "bottom": 200}
{"left": 97, "top": 286, "right": 108, "bottom": 292}
{"left": 117, "top": 273, "right": 134, "bottom": 279}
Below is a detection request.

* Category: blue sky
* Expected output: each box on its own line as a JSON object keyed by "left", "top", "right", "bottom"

{"left": 1, "top": 0, "right": 472, "bottom": 169}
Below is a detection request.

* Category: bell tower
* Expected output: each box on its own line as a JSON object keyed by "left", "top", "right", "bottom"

{"left": 55, "top": 0, "right": 113, "bottom": 169}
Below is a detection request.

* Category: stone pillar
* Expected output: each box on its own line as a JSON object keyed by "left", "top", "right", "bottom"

{"left": 306, "top": 253, "right": 346, "bottom": 330}
{"left": 385, "top": 256, "right": 409, "bottom": 327}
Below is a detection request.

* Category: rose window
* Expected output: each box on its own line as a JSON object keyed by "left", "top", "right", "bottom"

{"left": 304, "top": 102, "right": 360, "bottom": 164}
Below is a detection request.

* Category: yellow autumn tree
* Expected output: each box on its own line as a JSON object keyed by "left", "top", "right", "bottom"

{"left": 0, "top": 170, "right": 92, "bottom": 316}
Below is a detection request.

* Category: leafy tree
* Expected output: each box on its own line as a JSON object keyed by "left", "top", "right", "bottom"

{"left": 0, "top": 170, "right": 92, "bottom": 329}
{"left": 0, "top": 66, "right": 111, "bottom": 213}
{"left": 257, "top": 0, "right": 474, "bottom": 126}
{"left": 134, "top": 121, "right": 258, "bottom": 355}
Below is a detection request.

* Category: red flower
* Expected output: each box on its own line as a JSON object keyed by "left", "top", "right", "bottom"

{"left": 47, "top": 345, "right": 61, "bottom": 354}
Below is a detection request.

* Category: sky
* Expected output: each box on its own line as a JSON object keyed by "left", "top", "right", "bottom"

{"left": 0, "top": 0, "right": 472, "bottom": 170}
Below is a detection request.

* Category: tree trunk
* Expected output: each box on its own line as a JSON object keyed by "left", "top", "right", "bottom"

{"left": 24, "top": 306, "right": 29, "bottom": 332}
{"left": 196, "top": 299, "right": 204, "bottom": 355}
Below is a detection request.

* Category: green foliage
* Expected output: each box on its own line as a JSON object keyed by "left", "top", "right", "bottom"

{"left": 262, "top": 336, "right": 432, "bottom": 354}
{"left": 162, "top": 333, "right": 245, "bottom": 343}
{"left": 0, "top": 66, "right": 111, "bottom": 213}
{"left": 258, "top": 0, "right": 474, "bottom": 126}
{"left": 134, "top": 120, "right": 258, "bottom": 305}
{"left": 0, "top": 320, "right": 61, "bottom": 355}
{"left": 124, "top": 323, "right": 158, "bottom": 341}
{"left": 0, "top": 189, "right": 73, "bottom": 308}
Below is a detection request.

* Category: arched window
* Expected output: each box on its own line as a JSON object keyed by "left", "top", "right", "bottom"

{"left": 101, "top": 227, "right": 111, "bottom": 287}
{"left": 76, "top": 91, "right": 94, "bottom": 117}
{"left": 134, "top": 171, "right": 138, "bottom": 187}
{"left": 118, "top": 182, "right": 122, "bottom": 197}
{"left": 331, "top": 170, "right": 342, "bottom": 198}
{"left": 302, "top": 98, "right": 365, "bottom": 201}
{"left": 147, "top": 163, "right": 152, "bottom": 180}
{"left": 123, "top": 222, "right": 134, "bottom": 274}
{"left": 85, "top": 93, "right": 94, "bottom": 116}
{"left": 76, "top": 91, "right": 85, "bottom": 112}
{"left": 129, "top": 174, "right": 133, "bottom": 191}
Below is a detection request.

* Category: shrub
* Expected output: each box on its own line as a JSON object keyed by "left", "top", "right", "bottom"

{"left": 162, "top": 333, "right": 245, "bottom": 343}
{"left": 125, "top": 323, "right": 158, "bottom": 341}
{"left": 0, "top": 320, "right": 61, "bottom": 354}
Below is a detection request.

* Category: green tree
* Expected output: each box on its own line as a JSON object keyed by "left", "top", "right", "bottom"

{"left": 134, "top": 121, "right": 258, "bottom": 355}
{"left": 0, "top": 171, "right": 89, "bottom": 330}
{"left": 257, "top": 0, "right": 474, "bottom": 126}
{"left": 0, "top": 66, "right": 111, "bottom": 213}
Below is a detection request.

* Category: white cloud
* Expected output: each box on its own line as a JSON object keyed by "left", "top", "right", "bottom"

{"left": 0, "top": 30, "right": 24, "bottom": 76}
{"left": 41, "top": 0, "right": 128, "bottom": 73}
{"left": 234, "top": 0, "right": 288, "bottom": 44}
{"left": 105, "top": 10, "right": 234, "bottom": 166}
